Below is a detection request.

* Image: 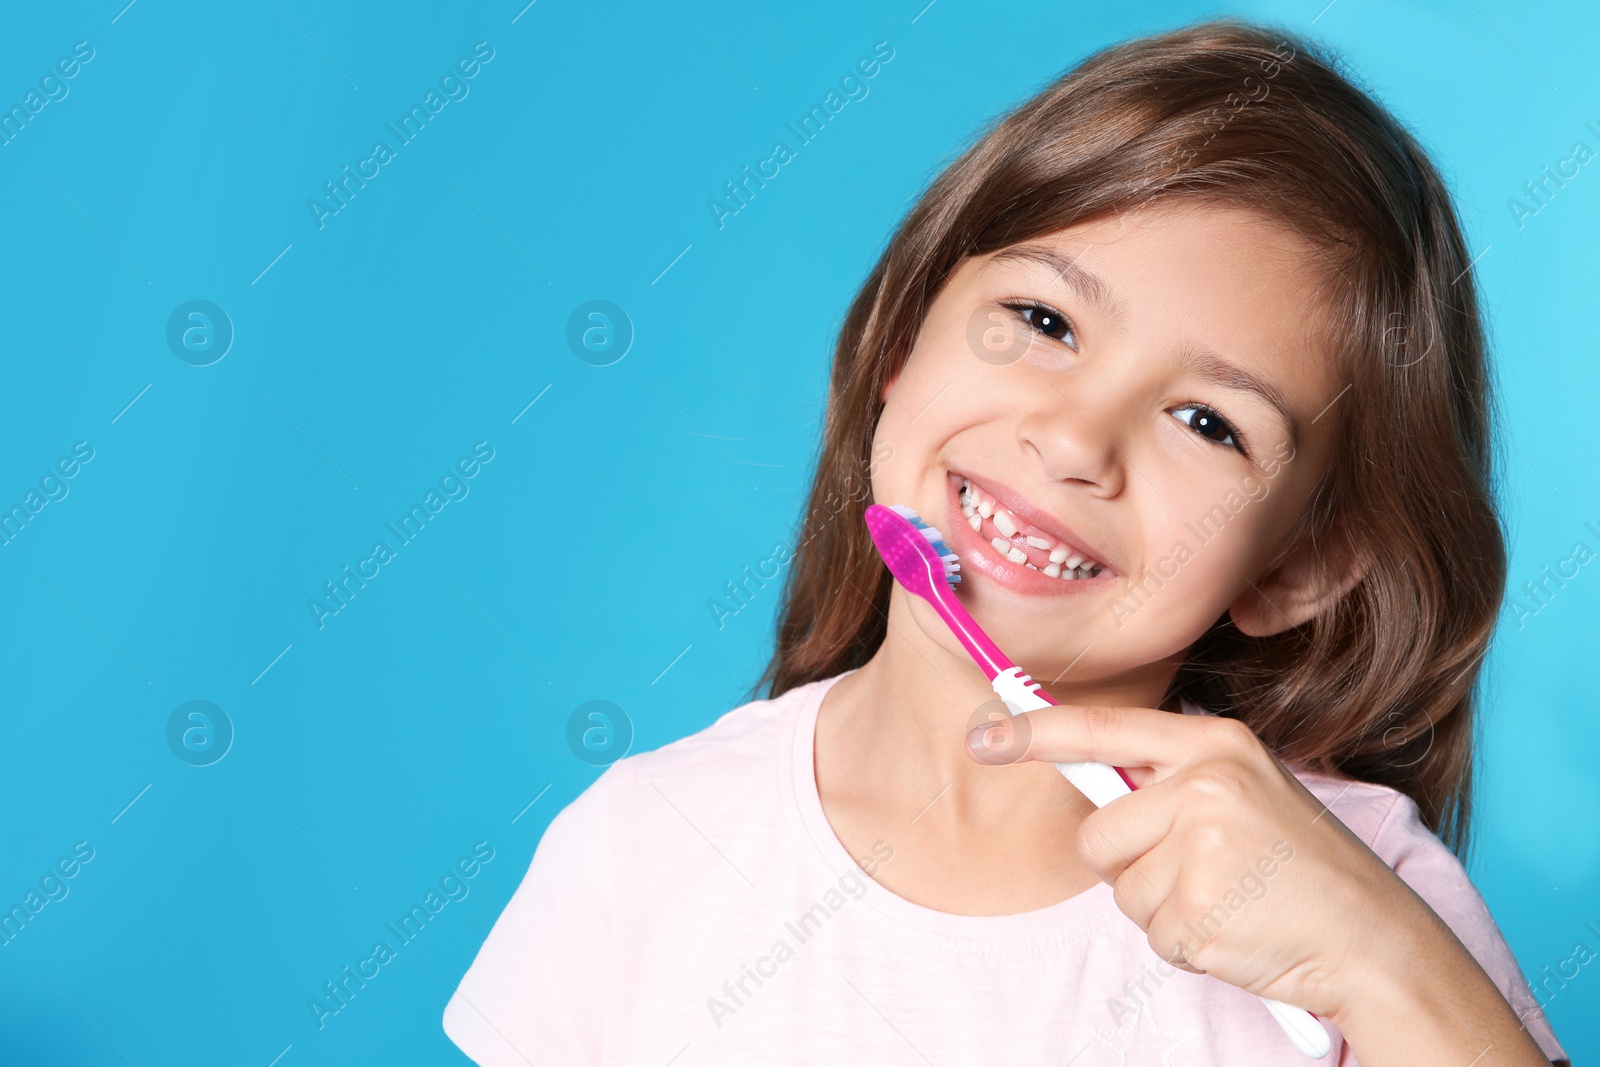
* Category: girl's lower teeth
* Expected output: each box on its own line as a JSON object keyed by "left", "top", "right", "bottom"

{"left": 960, "top": 480, "right": 1104, "bottom": 581}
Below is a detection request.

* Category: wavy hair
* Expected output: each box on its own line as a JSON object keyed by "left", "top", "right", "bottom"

{"left": 755, "top": 18, "right": 1502, "bottom": 857}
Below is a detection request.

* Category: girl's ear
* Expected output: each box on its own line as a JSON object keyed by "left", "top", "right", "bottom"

{"left": 1227, "top": 526, "right": 1371, "bottom": 637}
{"left": 880, "top": 369, "right": 901, "bottom": 404}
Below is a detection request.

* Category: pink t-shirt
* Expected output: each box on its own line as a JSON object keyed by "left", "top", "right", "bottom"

{"left": 442, "top": 671, "right": 1568, "bottom": 1065}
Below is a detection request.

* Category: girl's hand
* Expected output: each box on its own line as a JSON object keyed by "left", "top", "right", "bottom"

{"left": 964, "top": 702, "right": 1438, "bottom": 1022}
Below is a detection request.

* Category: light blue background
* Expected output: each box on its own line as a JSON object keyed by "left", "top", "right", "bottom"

{"left": 0, "top": 0, "right": 1594, "bottom": 1063}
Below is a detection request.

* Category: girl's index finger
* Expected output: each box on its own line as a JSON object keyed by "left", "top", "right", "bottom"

{"left": 965, "top": 702, "right": 1212, "bottom": 779}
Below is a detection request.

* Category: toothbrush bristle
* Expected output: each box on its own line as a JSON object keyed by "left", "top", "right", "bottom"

{"left": 869, "top": 504, "right": 962, "bottom": 591}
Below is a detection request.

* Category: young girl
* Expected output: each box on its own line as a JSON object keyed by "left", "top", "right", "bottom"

{"left": 444, "top": 19, "right": 1568, "bottom": 1066}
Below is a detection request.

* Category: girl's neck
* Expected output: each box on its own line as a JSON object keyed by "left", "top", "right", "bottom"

{"left": 817, "top": 592, "right": 1180, "bottom": 820}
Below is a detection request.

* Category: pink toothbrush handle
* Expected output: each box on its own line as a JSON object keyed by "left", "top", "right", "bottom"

{"left": 914, "top": 564, "right": 1140, "bottom": 795}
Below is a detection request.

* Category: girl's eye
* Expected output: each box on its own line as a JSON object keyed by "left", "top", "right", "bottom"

{"left": 1172, "top": 404, "right": 1247, "bottom": 455}
{"left": 1003, "top": 301, "right": 1077, "bottom": 347}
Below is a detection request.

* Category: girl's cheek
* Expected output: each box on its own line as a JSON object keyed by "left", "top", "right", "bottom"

{"left": 1108, "top": 516, "right": 1261, "bottom": 630}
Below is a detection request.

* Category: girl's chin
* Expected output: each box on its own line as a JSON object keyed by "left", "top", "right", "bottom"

{"left": 909, "top": 598, "right": 1098, "bottom": 676}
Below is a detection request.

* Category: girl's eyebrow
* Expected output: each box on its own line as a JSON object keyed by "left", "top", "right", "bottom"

{"left": 1179, "top": 342, "right": 1301, "bottom": 451}
{"left": 992, "top": 242, "right": 1301, "bottom": 449}
{"left": 991, "top": 243, "right": 1129, "bottom": 330}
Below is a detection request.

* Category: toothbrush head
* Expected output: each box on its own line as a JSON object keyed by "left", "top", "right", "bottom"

{"left": 864, "top": 503, "right": 961, "bottom": 598}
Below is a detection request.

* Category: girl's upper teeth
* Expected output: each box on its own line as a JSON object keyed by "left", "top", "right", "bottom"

{"left": 959, "top": 477, "right": 1106, "bottom": 579}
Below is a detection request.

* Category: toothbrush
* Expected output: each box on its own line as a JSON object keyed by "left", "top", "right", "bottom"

{"left": 862, "top": 502, "right": 1332, "bottom": 1059}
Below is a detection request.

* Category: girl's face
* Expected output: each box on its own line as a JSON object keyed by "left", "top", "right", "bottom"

{"left": 872, "top": 201, "right": 1351, "bottom": 692}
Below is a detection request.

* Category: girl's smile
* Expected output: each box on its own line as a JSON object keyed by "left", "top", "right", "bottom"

{"left": 942, "top": 468, "right": 1118, "bottom": 596}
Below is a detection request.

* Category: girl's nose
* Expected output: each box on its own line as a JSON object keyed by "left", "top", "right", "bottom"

{"left": 1016, "top": 386, "right": 1127, "bottom": 497}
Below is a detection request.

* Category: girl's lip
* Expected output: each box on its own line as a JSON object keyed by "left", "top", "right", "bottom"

{"left": 942, "top": 471, "right": 1118, "bottom": 596}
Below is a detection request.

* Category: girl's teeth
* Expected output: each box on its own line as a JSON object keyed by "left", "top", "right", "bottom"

{"left": 959, "top": 476, "right": 1106, "bottom": 580}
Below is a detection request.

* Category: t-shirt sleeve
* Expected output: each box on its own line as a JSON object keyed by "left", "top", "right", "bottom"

{"left": 1337, "top": 791, "right": 1568, "bottom": 1067}
{"left": 442, "top": 771, "right": 617, "bottom": 1067}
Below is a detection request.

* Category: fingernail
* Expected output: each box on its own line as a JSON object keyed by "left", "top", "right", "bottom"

{"left": 966, "top": 722, "right": 1012, "bottom": 764}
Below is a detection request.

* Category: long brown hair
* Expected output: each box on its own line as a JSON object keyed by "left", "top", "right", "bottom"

{"left": 755, "top": 18, "right": 1502, "bottom": 858}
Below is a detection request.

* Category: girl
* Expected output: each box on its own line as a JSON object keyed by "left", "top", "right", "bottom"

{"left": 444, "top": 19, "right": 1569, "bottom": 1066}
